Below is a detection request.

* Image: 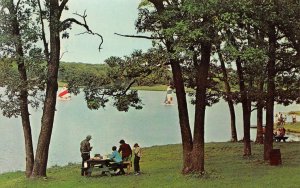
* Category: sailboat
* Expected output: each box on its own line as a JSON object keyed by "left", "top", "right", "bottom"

{"left": 58, "top": 86, "right": 71, "bottom": 101}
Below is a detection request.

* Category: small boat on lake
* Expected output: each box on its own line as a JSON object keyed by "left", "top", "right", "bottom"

{"left": 58, "top": 86, "right": 71, "bottom": 101}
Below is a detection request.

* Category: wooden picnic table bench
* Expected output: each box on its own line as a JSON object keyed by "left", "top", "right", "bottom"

{"left": 84, "top": 159, "right": 131, "bottom": 177}
{"left": 85, "top": 158, "right": 114, "bottom": 176}
{"left": 274, "top": 136, "right": 288, "bottom": 142}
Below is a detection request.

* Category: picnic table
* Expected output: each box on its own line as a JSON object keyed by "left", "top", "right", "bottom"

{"left": 274, "top": 136, "right": 288, "bottom": 142}
{"left": 86, "top": 158, "right": 115, "bottom": 177}
{"left": 85, "top": 158, "right": 131, "bottom": 177}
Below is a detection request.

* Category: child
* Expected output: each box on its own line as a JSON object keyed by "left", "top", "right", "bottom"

{"left": 109, "top": 146, "right": 125, "bottom": 175}
{"left": 133, "top": 143, "right": 142, "bottom": 175}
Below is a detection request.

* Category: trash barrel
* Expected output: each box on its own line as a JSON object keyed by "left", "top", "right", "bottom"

{"left": 269, "top": 149, "right": 282, "bottom": 166}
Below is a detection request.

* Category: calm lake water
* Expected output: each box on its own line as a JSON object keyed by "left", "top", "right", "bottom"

{"left": 0, "top": 90, "right": 299, "bottom": 174}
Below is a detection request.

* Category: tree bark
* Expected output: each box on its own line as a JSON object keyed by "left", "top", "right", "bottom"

{"left": 150, "top": 0, "right": 210, "bottom": 174}
{"left": 166, "top": 42, "right": 193, "bottom": 174}
{"left": 149, "top": 0, "right": 195, "bottom": 174}
{"left": 236, "top": 57, "right": 251, "bottom": 156}
{"left": 8, "top": 0, "right": 34, "bottom": 178}
{"left": 264, "top": 24, "right": 276, "bottom": 160}
{"left": 217, "top": 46, "right": 237, "bottom": 142}
{"left": 31, "top": 0, "right": 60, "bottom": 177}
{"left": 255, "top": 80, "right": 264, "bottom": 144}
{"left": 192, "top": 41, "right": 211, "bottom": 173}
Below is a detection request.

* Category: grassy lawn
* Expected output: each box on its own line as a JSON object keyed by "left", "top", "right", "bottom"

{"left": 287, "top": 111, "right": 300, "bottom": 116}
{"left": 284, "top": 111, "right": 300, "bottom": 133}
{"left": 284, "top": 122, "right": 300, "bottom": 133}
{"left": 1, "top": 142, "right": 300, "bottom": 188}
{"left": 131, "top": 85, "right": 168, "bottom": 91}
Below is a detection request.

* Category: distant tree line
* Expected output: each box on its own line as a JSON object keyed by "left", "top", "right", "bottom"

{"left": 58, "top": 51, "right": 171, "bottom": 87}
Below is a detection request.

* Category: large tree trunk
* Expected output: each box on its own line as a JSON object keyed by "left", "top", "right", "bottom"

{"left": 264, "top": 24, "right": 276, "bottom": 160}
{"left": 217, "top": 46, "right": 237, "bottom": 142}
{"left": 31, "top": 0, "right": 60, "bottom": 177}
{"left": 166, "top": 42, "right": 193, "bottom": 173}
{"left": 8, "top": 0, "right": 34, "bottom": 178}
{"left": 191, "top": 41, "right": 212, "bottom": 173}
{"left": 150, "top": 0, "right": 211, "bottom": 174}
{"left": 151, "top": 0, "right": 194, "bottom": 174}
{"left": 255, "top": 80, "right": 264, "bottom": 144}
{"left": 236, "top": 58, "right": 251, "bottom": 156}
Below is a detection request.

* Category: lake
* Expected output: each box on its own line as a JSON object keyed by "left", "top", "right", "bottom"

{"left": 0, "top": 90, "right": 299, "bottom": 174}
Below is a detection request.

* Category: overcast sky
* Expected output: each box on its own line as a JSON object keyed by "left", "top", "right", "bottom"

{"left": 60, "top": 0, "right": 152, "bottom": 64}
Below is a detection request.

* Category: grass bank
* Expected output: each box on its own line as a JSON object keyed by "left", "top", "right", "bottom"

{"left": 1, "top": 142, "right": 300, "bottom": 188}
{"left": 284, "top": 122, "right": 300, "bottom": 133}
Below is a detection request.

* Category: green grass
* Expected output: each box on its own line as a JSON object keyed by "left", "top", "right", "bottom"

{"left": 1, "top": 142, "right": 300, "bottom": 188}
{"left": 284, "top": 122, "right": 300, "bottom": 133}
{"left": 288, "top": 111, "right": 300, "bottom": 116}
{"left": 131, "top": 85, "right": 168, "bottom": 91}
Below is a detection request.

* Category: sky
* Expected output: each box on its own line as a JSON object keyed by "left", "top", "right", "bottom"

{"left": 60, "top": 0, "right": 152, "bottom": 64}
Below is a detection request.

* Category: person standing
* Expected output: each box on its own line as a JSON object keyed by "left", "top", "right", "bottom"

{"left": 165, "top": 85, "right": 173, "bottom": 104}
{"left": 80, "top": 135, "right": 93, "bottom": 176}
{"left": 118, "top": 139, "right": 132, "bottom": 161}
{"left": 118, "top": 139, "right": 132, "bottom": 174}
{"left": 133, "top": 143, "right": 142, "bottom": 175}
{"left": 292, "top": 114, "right": 297, "bottom": 123}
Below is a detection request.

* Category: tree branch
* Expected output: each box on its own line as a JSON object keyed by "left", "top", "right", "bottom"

{"left": 37, "top": 0, "right": 50, "bottom": 62}
{"left": 122, "top": 80, "right": 136, "bottom": 95}
{"left": 114, "top": 33, "right": 163, "bottom": 40}
{"left": 61, "top": 11, "right": 103, "bottom": 51}
{"left": 15, "top": 0, "right": 22, "bottom": 13}
{"left": 59, "top": 51, "right": 68, "bottom": 60}
{"left": 59, "top": 0, "right": 69, "bottom": 17}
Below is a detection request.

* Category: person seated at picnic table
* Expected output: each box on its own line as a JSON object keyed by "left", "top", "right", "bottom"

{"left": 275, "top": 127, "right": 286, "bottom": 137}
{"left": 109, "top": 146, "right": 125, "bottom": 175}
{"left": 280, "top": 127, "right": 286, "bottom": 137}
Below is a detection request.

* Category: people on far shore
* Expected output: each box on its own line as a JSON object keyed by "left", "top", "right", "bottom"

{"left": 292, "top": 114, "right": 297, "bottom": 124}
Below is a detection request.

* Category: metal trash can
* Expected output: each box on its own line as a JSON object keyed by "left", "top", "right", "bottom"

{"left": 269, "top": 149, "right": 282, "bottom": 166}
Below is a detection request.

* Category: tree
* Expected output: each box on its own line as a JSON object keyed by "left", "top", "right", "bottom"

{"left": 216, "top": 43, "right": 238, "bottom": 142}
{"left": 135, "top": 0, "right": 231, "bottom": 173}
{"left": 1, "top": 0, "right": 104, "bottom": 178}
{"left": 64, "top": 48, "right": 169, "bottom": 113}
{"left": 249, "top": 0, "right": 300, "bottom": 160}
{"left": 0, "top": 0, "right": 45, "bottom": 177}
{"left": 31, "top": 0, "right": 104, "bottom": 177}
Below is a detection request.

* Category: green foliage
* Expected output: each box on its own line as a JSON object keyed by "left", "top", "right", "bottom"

{"left": 62, "top": 48, "right": 170, "bottom": 112}
{"left": 0, "top": 0, "right": 46, "bottom": 118}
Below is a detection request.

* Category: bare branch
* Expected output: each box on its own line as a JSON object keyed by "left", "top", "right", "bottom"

{"left": 61, "top": 11, "right": 103, "bottom": 51}
{"left": 59, "top": 51, "right": 68, "bottom": 60}
{"left": 37, "top": 0, "right": 50, "bottom": 62}
{"left": 114, "top": 33, "right": 163, "bottom": 40}
{"left": 123, "top": 80, "right": 136, "bottom": 95}
{"left": 251, "top": 107, "right": 257, "bottom": 112}
{"left": 59, "top": 0, "right": 69, "bottom": 16}
{"left": 15, "top": 0, "right": 22, "bottom": 13}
